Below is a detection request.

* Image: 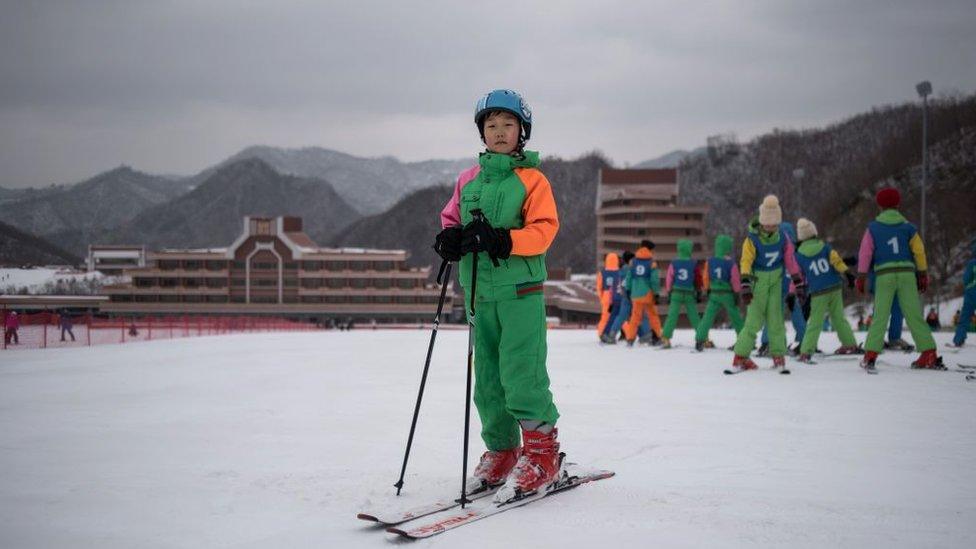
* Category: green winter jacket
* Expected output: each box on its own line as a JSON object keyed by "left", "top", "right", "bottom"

{"left": 454, "top": 151, "right": 554, "bottom": 302}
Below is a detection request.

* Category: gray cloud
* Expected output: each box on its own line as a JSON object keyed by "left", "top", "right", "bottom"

{"left": 1, "top": 0, "right": 974, "bottom": 187}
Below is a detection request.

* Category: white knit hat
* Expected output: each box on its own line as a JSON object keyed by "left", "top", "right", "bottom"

{"left": 796, "top": 217, "right": 818, "bottom": 241}
{"left": 758, "top": 195, "right": 782, "bottom": 225}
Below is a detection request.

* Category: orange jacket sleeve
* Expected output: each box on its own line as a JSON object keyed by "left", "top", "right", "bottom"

{"left": 511, "top": 168, "right": 559, "bottom": 256}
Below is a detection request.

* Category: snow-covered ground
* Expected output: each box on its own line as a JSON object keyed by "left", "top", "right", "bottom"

{"left": 1, "top": 328, "right": 975, "bottom": 548}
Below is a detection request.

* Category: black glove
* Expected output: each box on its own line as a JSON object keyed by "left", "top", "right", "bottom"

{"left": 433, "top": 226, "right": 462, "bottom": 262}
{"left": 845, "top": 271, "right": 857, "bottom": 289}
{"left": 792, "top": 275, "right": 808, "bottom": 303}
{"left": 741, "top": 278, "right": 753, "bottom": 306}
{"left": 460, "top": 218, "right": 512, "bottom": 260}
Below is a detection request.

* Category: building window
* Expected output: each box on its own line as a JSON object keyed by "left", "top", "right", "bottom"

{"left": 301, "top": 296, "right": 323, "bottom": 303}
{"left": 351, "top": 278, "right": 367, "bottom": 288}
{"left": 302, "top": 261, "right": 321, "bottom": 271}
{"left": 254, "top": 279, "right": 277, "bottom": 287}
{"left": 159, "top": 278, "right": 178, "bottom": 288}
{"left": 206, "top": 295, "right": 228, "bottom": 303}
{"left": 159, "top": 295, "right": 179, "bottom": 303}
{"left": 349, "top": 261, "right": 368, "bottom": 271}
{"left": 183, "top": 295, "right": 203, "bottom": 303}
{"left": 373, "top": 295, "right": 392, "bottom": 303}
{"left": 302, "top": 279, "right": 321, "bottom": 289}
{"left": 251, "top": 295, "right": 278, "bottom": 303}
{"left": 284, "top": 262, "right": 298, "bottom": 270}
{"left": 282, "top": 295, "right": 298, "bottom": 303}
{"left": 397, "top": 279, "right": 416, "bottom": 289}
{"left": 325, "top": 295, "right": 347, "bottom": 303}
{"left": 205, "top": 260, "right": 226, "bottom": 270}
{"left": 231, "top": 278, "right": 246, "bottom": 287}
{"left": 184, "top": 260, "right": 201, "bottom": 270}
{"left": 396, "top": 296, "right": 416, "bottom": 303}
{"left": 231, "top": 296, "right": 246, "bottom": 303}
{"left": 206, "top": 278, "right": 227, "bottom": 288}
{"left": 327, "top": 278, "right": 346, "bottom": 288}
{"left": 283, "top": 278, "right": 298, "bottom": 287}
{"left": 135, "top": 295, "right": 157, "bottom": 302}
{"left": 184, "top": 278, "right": 200, "bottom": 288}
{"left": 373, "top": 261, "right": 393, "bottom": 271}
{"left": 158, "top": 260, "right": 179, "bottom": 270}
{"left": 135, "top": 278, "right": 154, "bottom": 288}
{"left": 326, "top": 261, "right": 346, "bottom": 271}
{"left": 350, "top": 295, "right": 369, "bottom": 303}
{"left": 232, "top": 261, "right": 246, "bottom": 269}
{"left": 252, "top": 262, "right": 277, "bottom": 270}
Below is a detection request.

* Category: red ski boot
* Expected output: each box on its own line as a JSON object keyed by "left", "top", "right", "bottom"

{"left": 910, "top": 349, "right": 946, "bottom": 370}
{"left": 494, "top": 429, "right": 561, "bottom": 502}
{"left": 729, "top": 355, "right": 759, "bottom": 373}
{"left": 472, "top": 447, "right": 519, "bottom": 486}
{"left": 861, "top": 350, "right": 878, "bottom": 373}
{"left": 834, "top": 345, "right": 862, "bottom": 355}
{"left": 772, "top": 355, "right": 787, "bottom": 369}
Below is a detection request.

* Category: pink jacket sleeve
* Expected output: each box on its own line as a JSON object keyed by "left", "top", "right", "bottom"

{"left": 731, "top": 264, "right": 742, "bottom": 292}
{"left": 439, "top": 165, "right": 480, "bottom": 229}
{"left": 857, "top": 229, "right": 874, "bottom": 274}
{"left": 783, "top": 239, "right": 802, "bottom": 279}
{"left": 665, "top": 264, "right": 675, "bottom": 293}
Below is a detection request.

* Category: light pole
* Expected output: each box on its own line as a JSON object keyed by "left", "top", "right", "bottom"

{"left": 916, "top": 80, "right": 932, "bottom": 239}
{"left": 792, "top": 168, "right": 805, "bottom": 218}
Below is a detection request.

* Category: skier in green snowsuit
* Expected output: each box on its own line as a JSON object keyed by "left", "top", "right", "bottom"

{"left": 432, "top": 89, "right": 562, "bottom": 498}
{"left": 792, "top": 218, "right": 861, "bottom": 362}
{"left": 660, "top": 239, "right": 700, "bottom": 347}
{"left": 729, "top": 195, "right": 807, "bottom": 372}
{"left": 694, "top": 234, "right": 744, "bottom": 352}
{"left": 855, "top": 187, "right": 943, "bottom": 371}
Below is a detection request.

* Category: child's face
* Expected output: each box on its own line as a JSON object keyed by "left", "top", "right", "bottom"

{"left": 482, "top": 111, "right": 520, "bottom": 155}
{"left": 761, "top": 223, "right": 779, "bottom": 234}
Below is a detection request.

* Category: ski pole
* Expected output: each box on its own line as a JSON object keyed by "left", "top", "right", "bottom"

{"left": 460, "top": 240, "right": 478, "bottom": 508}
{"left": 394, "top": 259, "right": 453, "bottom": 496}
{"left": 459, "top": 208, "right": 490, "bottom": 508}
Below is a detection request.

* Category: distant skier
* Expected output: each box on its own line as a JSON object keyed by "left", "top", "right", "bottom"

{"left": 601, "top": 251, "right": 651, "bottom": 344}
{"left": 4, "top": 310, "right": 19, "bottom": 345}
{"left": 757, "top": 222, "right": 807, "bottom": 356}
{"left": 792, "top": 218, "right": 860, "bottom": 363}
{"left": 729, "top": 195, "right": 806, "bottom": 373}
{"left": 948, "top": 239, "right": 976, "bottom": 348}
{"left": 659, "top": 239, "right": 701, "bottom": 348}
{"left": 694, "top": 234, "right": 744, "bottom": 352}
{"left": 59, "top": 310, "right": 75, "bottom": 342}
{"left": 856, "top": 187, "right": 943, "bottom": 371}
{"left": 596, "top": 253, "right": 621, "bottom": 340}
{"left": 622, "top": 240, "right": 664, "bottom": 346}
{"left": 434, "top": 89, "right": 562, "bottom": 502}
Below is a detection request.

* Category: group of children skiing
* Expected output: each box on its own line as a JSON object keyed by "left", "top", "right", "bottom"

{"left": 428, "top": 88, "right": 962, "bottom": 507}
{"left": 596, "top": 189, "right": 953, "bottom": 374}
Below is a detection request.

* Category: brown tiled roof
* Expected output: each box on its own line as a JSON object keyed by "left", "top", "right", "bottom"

{"left": 285, "top": 232, "right": 317, "bottom": 247}
{"left": 601, "top": 168, "right": 677, "bottom": 185}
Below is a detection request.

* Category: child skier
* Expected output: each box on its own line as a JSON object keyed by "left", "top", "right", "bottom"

{"left": 601, "top": 251, "right": 651, "bottom": 344}
{"left": 757, "top": 222, "right": 807, "bottom": 356}
{"left": 949, "top": 239, "right": 976, "bottom": 348}
{"left": 433, "top": 89, "right": 562, "bottom": 502}
{"left": 856, "top": 187, "right": 943, "bottom": 371}
{"left": 792, "top": 218, "right": 860, "bottom": 362}
{"left": 622, "top": 240, "right": 664, "bottom": 345}
{"left": 729, "top": 195, "right": 807, "bottom": 372}
{"left": 596, "top": 253, "right": 621, "bottom": 340}
{"left": 694, "top": 234, "right": 744, "bottom": 352}
{"left": 660, "top": 239, "right": 701, "bottom": 348}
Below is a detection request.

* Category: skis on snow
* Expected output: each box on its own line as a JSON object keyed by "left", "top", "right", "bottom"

{"left": 357, "top": 478, "right": 498, "bottom": 525}
{"left": 358, "top": 463, "right": 614, "bottom": 539}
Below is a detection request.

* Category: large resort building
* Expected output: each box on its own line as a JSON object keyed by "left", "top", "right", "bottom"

{"left": 596, "top": 168, "right": 709, "bottom": 271}
{"left": 99, "top": 216, "right": 452, "bottom": 323}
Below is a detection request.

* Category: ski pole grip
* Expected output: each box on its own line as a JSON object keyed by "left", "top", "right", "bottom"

{"left": 468, "top": 209, "right": 501, "bottom": 267}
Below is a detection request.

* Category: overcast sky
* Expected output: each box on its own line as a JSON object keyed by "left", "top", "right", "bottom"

{"left": 2, "top": 0, "right": 975, "bottom": 188}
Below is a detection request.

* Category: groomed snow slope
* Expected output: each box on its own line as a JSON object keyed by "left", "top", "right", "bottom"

{"left": 1, "top": 329, "right": 974, "bottom": 548}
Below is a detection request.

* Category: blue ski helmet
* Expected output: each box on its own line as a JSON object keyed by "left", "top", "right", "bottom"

{"left": 475, "top": 89, "right": 533, "bottom": 142}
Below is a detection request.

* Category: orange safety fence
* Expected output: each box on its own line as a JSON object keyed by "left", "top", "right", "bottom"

{"left": 1, "top": 310, "right": 319, "bottom": 351}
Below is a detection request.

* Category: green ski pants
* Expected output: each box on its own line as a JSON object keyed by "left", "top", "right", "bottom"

{"left": 733, "top": 270, "right": 786, "bottom": 357}
{"left": 799, "top": 287, "right": 857, "bottom": 354}
{"left": 662, "top": 290, "right": 700, "bottom": 339}
{"left": 864, "top": 271, "right": 935, "bottom": 353}
{"left": 695, "top": 291, "right": 744, "bottom": 343}
{"left": 471, "top": 293, "right": 559, "bottom": 451}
